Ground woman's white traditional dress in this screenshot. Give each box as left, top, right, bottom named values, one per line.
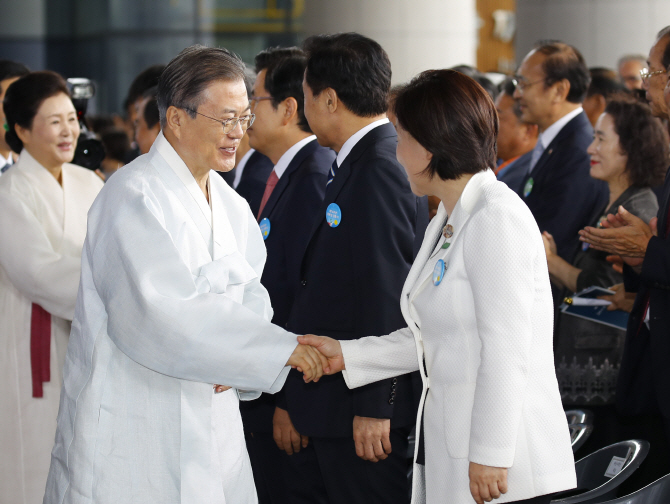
left=0, top=150, right=103, bottom=504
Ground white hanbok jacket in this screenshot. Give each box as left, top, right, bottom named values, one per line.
left=0, top=150, right=103, bottom=504
left=44, top=133, right=299, bottom=504
left=341, top=170, right=576, bottom=503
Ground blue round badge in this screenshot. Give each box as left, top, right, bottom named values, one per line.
left=259, top=218, right=271, bottom=240
left=326, top=203, right=342, bottom=228
left=432, top=259, right=445, bottom=286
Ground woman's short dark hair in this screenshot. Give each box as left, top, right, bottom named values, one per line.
left=157, top=45, right=246, bottom=128
left=3, top=70, right=70, bottom=154
left=604, top=94, right=668, bottom=188
left=535, top=41, right=590, bottom=103
left=303, top=33, right=391, bottom=117
left=394, top=69, right=498, bottom=181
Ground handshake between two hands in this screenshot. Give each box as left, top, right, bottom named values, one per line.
left=286, top=334, right=345, bottom=383
left=213, top=335, right=341, bottom=393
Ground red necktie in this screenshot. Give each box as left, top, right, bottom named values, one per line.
left=257, top=170, right=279, bottom=221
left=30, top=303, right=51, bottom=398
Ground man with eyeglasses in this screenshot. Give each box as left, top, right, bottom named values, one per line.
left=513, top=41, right=608, bottom=264
left=44, top=45, right=328, bottom=504
left=240, top=46, right=334, bottom=504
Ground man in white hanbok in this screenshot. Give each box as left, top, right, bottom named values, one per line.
left=44, top=45, right=325, bottom=504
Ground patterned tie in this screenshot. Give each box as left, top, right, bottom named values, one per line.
left=528, top=139, right=545, bottom=173
left=326, top=159, right=338, bottom=188
left=257, top=170, right=279, bottom=220
left=0, top=162, right=10, bottom=174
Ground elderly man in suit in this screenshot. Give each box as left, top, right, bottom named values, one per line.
left=580, top=26, right=670, bottom=491
left=277, top=33, right=428, bottom=504
left=514, top=41, right=608, bottom=263
left=241, top=46, right=334, bottom=504
left=495, top=78, right=538, bottom=194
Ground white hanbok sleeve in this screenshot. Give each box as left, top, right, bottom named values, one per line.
left=86, top=182, right=297, bottom=392
left=0, top=191, right=79, bottom=320
left=340, top=326, right=419, bottom=389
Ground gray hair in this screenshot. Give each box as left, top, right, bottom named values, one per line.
left=617, top=54, right=647, bottom=68
left=157, top=45, right=246, bottom=128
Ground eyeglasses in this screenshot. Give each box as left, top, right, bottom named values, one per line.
left=186, top=109, right=255, bottom=134
left=250, top=96, right=273, bottom=111
left=640, top=68, right=665, bottom=82
left=512, top=77, right=546, bottom=92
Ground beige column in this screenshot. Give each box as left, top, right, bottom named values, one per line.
left=303, top=0, right=478, bottom=85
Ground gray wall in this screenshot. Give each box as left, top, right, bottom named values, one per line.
left=516, top=0, right=670, bottom=68
left=303, top=0, right=478, bottom=85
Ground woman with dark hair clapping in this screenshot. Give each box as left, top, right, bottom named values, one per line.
left=0, top=71, right=103, bottom=504
left=300, top=70, right=576, bottom=504
left=545, top=94, right=666, bottom=450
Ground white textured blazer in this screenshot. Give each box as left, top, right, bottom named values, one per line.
left=341, top=170, right=576, bottom=503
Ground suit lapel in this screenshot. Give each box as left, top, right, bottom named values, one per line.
left=304, top=123, right=396, bottom=247
left=523, top=112, right=589, bottom=185
left=408, top=170, right=496, bottom=302
left=260, top=139, right=319, bottom=221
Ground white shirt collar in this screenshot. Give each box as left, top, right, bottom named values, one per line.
left=154, top=131, right=212, bottom=225
left=335, top=118, right=389, bottom=168
left=273, top=135, right=316, bottom=180
left=539, top=107, right=583, bottom=149
left=232, top=148, right=256, bottom=189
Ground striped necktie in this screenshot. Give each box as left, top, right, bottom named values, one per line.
left=326, top=159, right=338, bottom=188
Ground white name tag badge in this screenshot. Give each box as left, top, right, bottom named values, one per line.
left=604, top=456, right=626, bottom=478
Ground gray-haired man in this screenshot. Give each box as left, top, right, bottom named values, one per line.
left=44, top=45, right=325, bottom=504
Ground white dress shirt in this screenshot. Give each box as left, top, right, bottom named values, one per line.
left=537, top=106, right=584, bottom=151
left=273, top=135, right=317, bottom=179
left=336, top=118, right=389, bottom=168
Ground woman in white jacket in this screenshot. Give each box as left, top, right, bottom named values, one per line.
left=0, top=71, right=103, bottom=504
left=300, top=70, right=576, bottom=504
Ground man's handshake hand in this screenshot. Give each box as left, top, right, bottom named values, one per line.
left=287, top=340, right=329, bottom=383
left=286, top=335, right=345, bottom=383
left=297, top=334, right=345, bottom=375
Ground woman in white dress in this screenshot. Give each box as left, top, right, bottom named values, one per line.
left=299, top=70, right=576, bottom=504
left=0, top=71, right=104, bottom=504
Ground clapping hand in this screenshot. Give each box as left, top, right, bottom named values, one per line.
left=297, top=334, right=345, bottom=375
left=579, top=206, right=655, bottom=259
left=287, top=339, right=329, bottom=383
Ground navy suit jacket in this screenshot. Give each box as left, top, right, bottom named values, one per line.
left=235, top=150, right=274, bottom=217
left=497, top=150, right=532, bottom=195
left=617, top=167, right=670, bottom=418
left=240, top=139, right=334, bottom=433
left=280, top=122, right=427, bottom=438
left=518, top=112, right=608, bottom=262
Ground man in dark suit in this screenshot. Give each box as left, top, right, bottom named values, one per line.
left=514, top=41, right=608, bottom=263
left=277, top=33, right=427, bottom=504
left=233, top=148, right=274, bottom=215
left=495, top=77, right=538, bottom=194
left=580, top=26, right=670, bottom=490
left=239, top=46, right=334, bottom=504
